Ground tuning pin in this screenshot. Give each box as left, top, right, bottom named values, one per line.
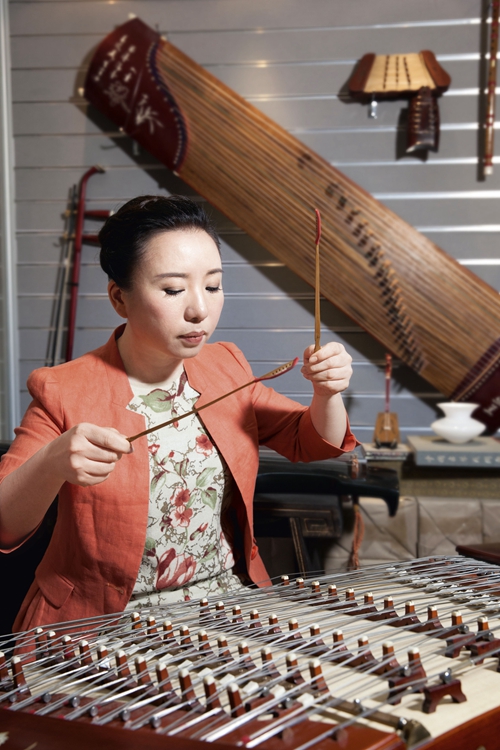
left=217, top=636, right=234, bottom=664
left=308, top=623, right=328, bottom=655
left=357, top=592, right=377, bottom=615
left=197, top=630, right=215, bottom=656
left=311, top=581, right=321, bottom=596
left=309, top=658, right=329, bottom=694
left=130, top=611, right=142, bottom=630
left=115, top=650, right=135, bottom=683
left=203, top=674, right=222, bottom=710
left=0, top=651, right=10, bottom=688
left=351, top=636, right=378, bottom=670
left=237, top=641, right=256, bottom=670
left=46, top=630, right=64, bottom=665
left=477, top=616, right=490, bottom=633
left=407, top=648, right=426, bottom=680
left=372, top=641, right=400, bottom=677
left=232, top=605, right=243, bottom=624
left=77, top=640, right=97, bottom=674
left=393, top=601, right=420, bottom=628
left=367, top=596, right=397, bottom=622
left=249, top=609, right=262, bottom=629
left=11, top=657, right=30, bottom=697
left=267, top=613, right=282, bottom=637
left=414, top=605, right=443, bottom=633
left=288, top=618, right=304, bottom=644
left=199, top=598, right=212, bottom=625
left=35, top=627, right=49, bottom=659
left=135, top=655, right=155, bottom=690
left=331, top=629, right=351, bottom=663
left=327, top=584, right=339, bottom=602
left=146, top=615, right=159, bottom=638
left=162, top=620, right=179, bottom=650
left=156, top=662, right=179, bottom=703
left=261, top=647, right=280, bottom=679
left=388, top=647, right=427, bottom=704
left=178, top=668, right=200, bottom=709
left=179, top=625, right=194, bottom=651
left=61, top=635, right=75, bottom=662
left=214, top=601, right=229, bottom=624
left=285, top=653, right=305, bottom=686
left=227, top=682, right=245, bottom=717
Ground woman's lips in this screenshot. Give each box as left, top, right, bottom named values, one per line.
left=179, top=332, right=206, bottom=346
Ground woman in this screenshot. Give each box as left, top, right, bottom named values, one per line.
left=0, top=195, right=357, bottom=631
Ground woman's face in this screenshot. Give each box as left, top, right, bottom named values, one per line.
left=110, top=228, right=224, bottom=364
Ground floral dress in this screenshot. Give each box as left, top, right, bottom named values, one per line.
left=125, top=371, right=245, bottom=608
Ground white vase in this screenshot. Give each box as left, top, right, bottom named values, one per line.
left=431, top=402, right=485, bottom=444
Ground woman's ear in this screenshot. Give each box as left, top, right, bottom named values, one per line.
left=108, top=280, right=128, bottom=319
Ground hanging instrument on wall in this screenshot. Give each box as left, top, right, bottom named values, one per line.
left=374, top=353, right=400, bottom=449
left=65, top=166, right=108, bottom=362
left=83, top=19, right=500, bottom=432
left=3, top=556, right=500, bottom=749
left=348, top=52, right=451, bottom=154
left=484, top=0, right=500, bottom=176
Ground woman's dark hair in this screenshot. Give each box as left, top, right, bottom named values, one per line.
left=99, top=195, right=220, bottom=289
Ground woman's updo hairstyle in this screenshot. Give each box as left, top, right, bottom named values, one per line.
left=99, top=195, right=220, bottom=290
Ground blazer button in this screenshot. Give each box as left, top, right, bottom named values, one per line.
left=251, top=544, right=258, bottom=560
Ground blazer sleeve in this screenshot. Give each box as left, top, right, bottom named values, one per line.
left=221, top=343, right=359, bottom=462
left=0, top=367, right=65, bottom=481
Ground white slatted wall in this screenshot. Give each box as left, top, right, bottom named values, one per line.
left=8, top=0, right=500, bottom=441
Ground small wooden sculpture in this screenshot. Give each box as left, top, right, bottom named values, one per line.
left=374, top=353, right=400, bottom=448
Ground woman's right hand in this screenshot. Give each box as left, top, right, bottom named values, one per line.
left=46, top=423, right=133, bottom=487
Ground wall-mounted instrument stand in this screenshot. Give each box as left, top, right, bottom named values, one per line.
left=348, top=52, right=451, bottom=154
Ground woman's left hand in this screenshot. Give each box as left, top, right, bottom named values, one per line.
left=301, top=342, right=353, bottom=396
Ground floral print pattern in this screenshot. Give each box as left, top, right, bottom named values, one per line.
left=125, top=372, right=243, bottom=609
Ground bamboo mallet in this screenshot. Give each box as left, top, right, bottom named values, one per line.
left=127, top=357, right=299, bottom=442
left=314, top=208, right=322, bottom=353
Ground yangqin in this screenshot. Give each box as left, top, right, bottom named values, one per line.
left=82, top=18, right=500, bottom=432
left=3, top=556, right=500, bottom=749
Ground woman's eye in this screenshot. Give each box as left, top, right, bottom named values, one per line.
left=164, top=289, right=183, bottom=296
left=206, top=286, right=222, bottom=293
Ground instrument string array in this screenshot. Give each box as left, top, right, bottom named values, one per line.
left=3, top=557, right=500, bottom=749
left=154, top=39, right=497, bottom=393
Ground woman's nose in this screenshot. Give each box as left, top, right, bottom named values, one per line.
left=184, top=292, right=207, bottom=322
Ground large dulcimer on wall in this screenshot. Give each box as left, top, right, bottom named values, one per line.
left=84, top=18, right=500, bottom=431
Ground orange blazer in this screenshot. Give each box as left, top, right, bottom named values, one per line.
left=0, top=326, right=357, bottom=631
